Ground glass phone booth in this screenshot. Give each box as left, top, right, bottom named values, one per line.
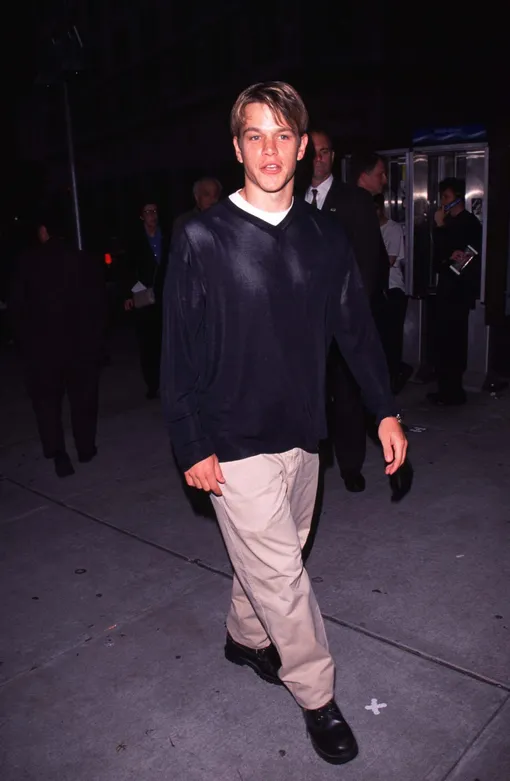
left=342, top=142, right=489, bottom=387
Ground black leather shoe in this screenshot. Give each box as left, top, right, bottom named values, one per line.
left=54, top=451, right=75, bottom=478
left=224, top=633, right=282, bottom=686
left=78, top=446, right=98, bottom=463
left=304, top=700, right=358, bottom=765
left=426, top=391, right=466, bottom=406
left=342, top=472, right=366, bottom=493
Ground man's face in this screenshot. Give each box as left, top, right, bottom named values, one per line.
left=141, top=203, right=158, bottom=230
left=358, top=159, right=387, bottom=195
left=195, top=181, right=220, bottom=211
left=233, top=102, right=307, bottom=196
left=440, top=188, right=458, bottom=209
left=310, top=132, right=334, bottom=183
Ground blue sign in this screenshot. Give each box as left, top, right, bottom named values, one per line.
left=413, top=125, right=486, bottom=145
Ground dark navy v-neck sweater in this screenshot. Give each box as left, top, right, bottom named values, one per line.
left=162, top=197, right=396, bottom=471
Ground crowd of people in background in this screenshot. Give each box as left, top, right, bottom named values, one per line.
left=2, top=133, right=480, bottom=482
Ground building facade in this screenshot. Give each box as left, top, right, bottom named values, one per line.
left=18, top=2, right=387, bottom=242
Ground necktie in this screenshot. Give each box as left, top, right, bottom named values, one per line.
left=311, top=188, right=318, bottom=208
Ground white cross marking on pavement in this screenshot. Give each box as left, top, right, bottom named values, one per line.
left=365, top=698, right=387, bottom=715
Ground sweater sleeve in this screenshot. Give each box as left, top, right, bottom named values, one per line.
left=160, top=229, right=215, bottom=471
left=330, top=242, right=397, bottom=424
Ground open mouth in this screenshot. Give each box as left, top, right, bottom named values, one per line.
left=261, top=164, right=282, bottom=175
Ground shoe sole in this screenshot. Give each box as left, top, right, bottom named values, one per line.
left=78, top=451, right=97, bottom=463
left=344, top=484, right=365, bottom=493
left=55, top=467, right=75, bottom=478
left=309, top=734, right=359, bottom=765
left=224, top=647, right=283, bottom=686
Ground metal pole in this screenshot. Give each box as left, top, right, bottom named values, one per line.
left=63, top=79, right=82, bottom=249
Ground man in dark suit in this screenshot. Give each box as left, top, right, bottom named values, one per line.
left=10, top=211, right=107, bottom=477
left=124, top=201, right=170, bottom=399
left=305, top=132, right=390, bottom=492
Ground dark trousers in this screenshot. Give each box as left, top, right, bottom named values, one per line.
left=435, top=294, right=470, bottom=399
left=385, top=288, right=408, bottom=380
left=135, top=306, right=162, bottom=393
left=27, top=358, right=100, bottom=458
left=326, top=345, right=367, bottom=477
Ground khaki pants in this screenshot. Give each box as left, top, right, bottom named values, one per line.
left=211, top=448, right=335, bottom=709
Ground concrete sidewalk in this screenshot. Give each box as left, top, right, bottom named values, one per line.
left=1, top=336, right=509, bottom=780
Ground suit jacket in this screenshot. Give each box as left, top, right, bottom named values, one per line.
left=320, top=179, right=389, bottom=306
left=124, top=226, right=170, bottom=304
left=10, top=237, right=107, bottom=361
left=172, top=207, right=200, bottom=239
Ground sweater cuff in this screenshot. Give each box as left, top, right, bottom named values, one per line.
left=173, top=438, right=216, bottom=474
left=374, top=404, right=400, bottom=426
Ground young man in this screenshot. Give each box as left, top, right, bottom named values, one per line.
left=161, top=82, right=407, bottom=765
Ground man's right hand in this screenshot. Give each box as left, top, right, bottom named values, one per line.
left=434, top=208, right=445, bottom=227
left=184, top=455, right=225, bottom=496
left=124, top=298, right=134, bottom=311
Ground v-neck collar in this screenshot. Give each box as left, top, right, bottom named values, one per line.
left=223, top=195, right=299, bottom=234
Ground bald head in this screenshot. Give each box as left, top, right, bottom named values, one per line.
left=310, top=131, right=335, bottom=186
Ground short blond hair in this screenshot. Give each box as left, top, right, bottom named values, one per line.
left=230, top=81, right=308, bottom=138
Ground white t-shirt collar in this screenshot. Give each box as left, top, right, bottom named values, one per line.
left=229, top=190, right=293, bottom=226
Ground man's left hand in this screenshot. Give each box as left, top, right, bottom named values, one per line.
left=378, top=417, right=408, bottom=475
